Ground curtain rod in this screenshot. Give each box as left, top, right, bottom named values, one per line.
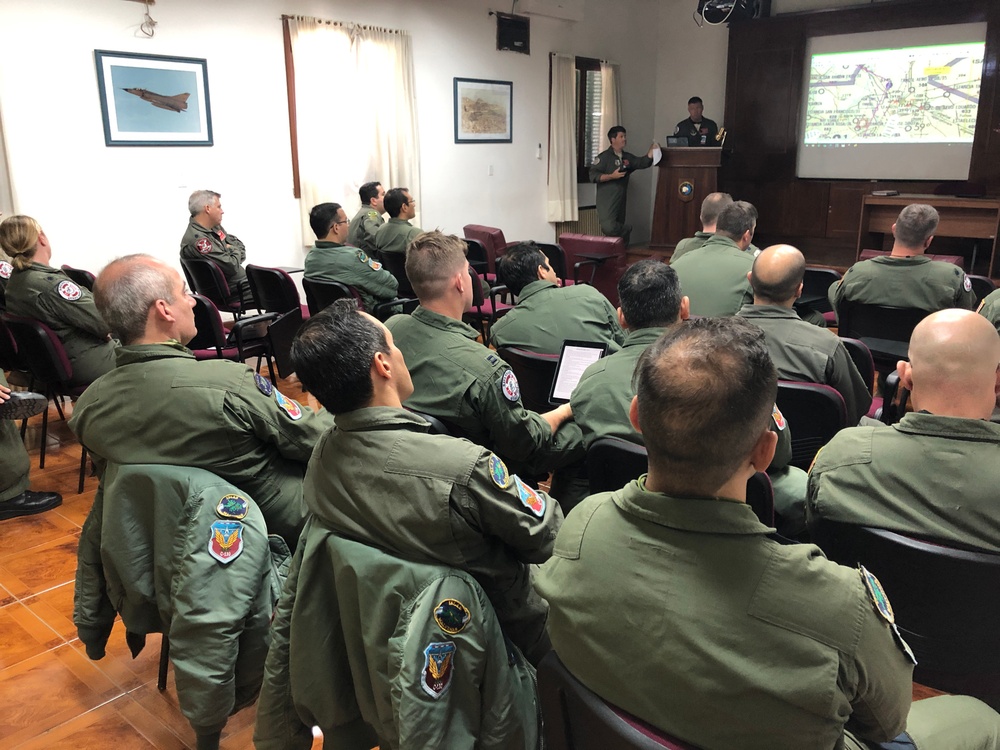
left=550, top=51, right=619, bottom=65
left=280, top=14, right=406, bottom=35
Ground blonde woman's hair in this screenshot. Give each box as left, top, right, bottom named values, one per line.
left=0, top=215, right=42, bottom=271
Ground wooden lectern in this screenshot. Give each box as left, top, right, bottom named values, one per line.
left=650, top=147, right=722, bottom=249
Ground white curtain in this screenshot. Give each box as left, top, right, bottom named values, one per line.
left=287, top=18, right=420, bottom=242
left=599, top=61, right=622, bottom=142
left=546, top=53, right=578, bottom=223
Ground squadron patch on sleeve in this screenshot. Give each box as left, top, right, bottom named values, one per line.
left=208, top=520, right=244, bottom=564
left=367, top=210, right=379, bottom=221
left=488, top=453, right=511, bottom=489
left=434, top=599, right=471, bottom=635
left=195, top=238, right=213, bottom=254
left=357, top=250, right=369, bottom=263
left=57, top=280, right=82, bottom=301
left=964, top=274, right=973, bottom=293
left=274, top=391, right=303, bottom=421
left=514, top=476, right=545, bottom=518
left=500, top=369, right=520, bottom=403
left=860, top=565, right=917, bottom=664
left=0, top=261, right=11, bottom=279
left=420, top=641, right=456, bottom=699
left=772, top=404, right=786, bottom=431
left=216, top=493, right=249, bottom=520
left=254, top=372, right=273, bottom=397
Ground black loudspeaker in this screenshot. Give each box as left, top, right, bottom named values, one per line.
left=697, top=0, right=764, bottom=24
left=496, top=12, right=530, bottom=55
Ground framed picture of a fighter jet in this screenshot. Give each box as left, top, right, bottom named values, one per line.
left=94, top=50, right=213, bottom=146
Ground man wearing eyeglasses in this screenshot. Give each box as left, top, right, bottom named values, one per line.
left=374, top=187, right=422, bottom=256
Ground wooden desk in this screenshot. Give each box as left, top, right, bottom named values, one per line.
left=857, top=194, right=1000, bottom=276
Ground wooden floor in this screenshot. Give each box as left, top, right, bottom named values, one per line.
left=0, top=365, right=940, bottom=748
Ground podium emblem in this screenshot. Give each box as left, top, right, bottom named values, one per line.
left=678, top=180, right=694, bottom=202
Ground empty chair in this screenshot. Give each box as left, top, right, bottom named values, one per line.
left=463, top=224, right=518, bottom=277
left=557, top=233, right=626, bottom=306
left=835, top=299, right=933, bottom=375
left=301, top=277, right=357, bottom=316
left=187, top=293, right=275, bottom=380
left=181, top=256, right=256, bottom=318
left=775, top=381, right=848, bottom=470
left=495, top=345, right=558, bottom=414
left=794, top=266, right=840, bottom=324
left=245, top=264, right=304, bottom=315
left=60, top=264, right=97, bottom=291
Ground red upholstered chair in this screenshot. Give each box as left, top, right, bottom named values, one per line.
left=181, top=256, right=255, bottom=318
left=463, top=224, right=519, bottom=277
left=858, top=249, right=965, bottom=270
left=557, top=233, right=626, bottom=307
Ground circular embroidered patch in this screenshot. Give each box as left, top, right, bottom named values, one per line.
left=195, top=238, right=213, bottom=254
left=0, top=261, right=11, bottom=279
left=216, top=493, right=249, bottom=520
left=433, top=599, right=471, bottom=635
left=57, top=280, right=82, bottom=301
left=488, top=453, right=510, bottom=489
left=254, top=372, right=273, bottom=397
left=772, top=404, right=786, bottom=431
left=964, top=275, right=973, bottom=293
left=501, top=370, right=520, bottom=403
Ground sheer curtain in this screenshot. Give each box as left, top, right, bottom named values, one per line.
left=547, top=53, right=578, bottom=223
left=286, top=17, right=420, bottom=241
left=599, top=61, right=621, bottom=141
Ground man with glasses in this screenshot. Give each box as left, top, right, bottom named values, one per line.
left=374, top=187, right=422, bottom=256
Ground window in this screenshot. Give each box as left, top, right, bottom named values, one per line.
left=575, top=57, right=602, bottom=183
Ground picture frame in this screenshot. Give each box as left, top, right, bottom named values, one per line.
left=454, top=77, right=512, bottom=144
left=94, top=49, right=213, bottom=147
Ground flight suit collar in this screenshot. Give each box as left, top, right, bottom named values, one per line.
left=115, top=341, right=194, bottom=367
left=613, top=477, right=772, bottom=535
left=334, top=406, right=432, bottom=433
left=517, top=279, right=558, bottom=301
left=387, top=217, right=412, bottom=226
left=411, top=305, right=480, bottom=340
left=622, top=327, right=665, bottom=348
left=738, top=304, right=801, bottom=320
left=699, top=234, right=744, bottom=254
left=315, top=241, right=346, bottom=248
left=894, top=410, right=1000, bottom=441
left=24, top=261, right=59, bottom=274
left=871, top=255, right=932, bottom=266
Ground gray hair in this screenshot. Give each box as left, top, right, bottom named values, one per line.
left=188, top=189, right=220, bottom=217
left=94, top=254, right=178, bottom=344
left=894, top=204, right=939, bottom=248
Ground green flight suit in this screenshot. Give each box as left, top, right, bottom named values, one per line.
left=0, top=370, right=30, bottom=503
left=180, top=220, right=251, bottom=304
left=386, top=306, right=585, bottom=479
left=807, top=412, right=1000, bottom=553
left=347, top=205, right=384, bottom=257
left=254, top=520, right=541, bottom=750
left=588, top=147, right=653, bottom=245
left=829, top=255, right=977, bottom=316
left=75, top=463, right=288, bottom=741
left=669, top=231, right=712, bottom=264
left=737, top=304, right=872, bottom=425
left=489, top=280, right=625, bottom=355
left=68, top=342, right=333, bottom=547
left=670, top=234, right=754, bottom=317
left=303, top=240, right=398, bottom=313
left=374, top=217, right=422, bottom=256
left=5, top=262, right=116, bottom=386
left=978, top=288, right=1000, bottom=329
left=537, top=478, right=1000, bottom=750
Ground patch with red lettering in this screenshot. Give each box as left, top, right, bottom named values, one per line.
left=57, top=280, right=82, bottom=301
left=274, top=391, right=303, bottom=421
left=195, top=238, right=212, bottom=254
left=208, top=520, right=244, bottom=564
left=0, top=261, right=11, bottom=279
left=501, top=369, right=520, bottom=403
left=420, top=641, right=456, bottom=699
left=514, top=476, right=545, bottom=517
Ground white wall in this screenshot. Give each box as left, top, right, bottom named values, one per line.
left=0, top=0, right=660, bottom=274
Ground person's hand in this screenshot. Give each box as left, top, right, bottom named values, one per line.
left=0, top=385, right=10, bottom=403
left=540, top=403, right=573, bottom=433
left=608, top=169, right=626, bottom=181
left=648, top=142, right=659, bottom=156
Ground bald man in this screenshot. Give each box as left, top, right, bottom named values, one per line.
left=739, top=245, right=872, bottom=426
left=806, top=309, right=1000, bottom=552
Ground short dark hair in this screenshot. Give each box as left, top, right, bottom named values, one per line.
left=383, top=188, right=410, bottom=219
left=688, top=96, right=703, bottom=105
left=309, top=202, right=342, bottom=240
left=359, top=181, right=382, bottom=206
left=498, top=242, right=548, bottom=295
left=894, top=204, right=939, bottom=248
left=290, top=299, right=390, bottom=414
left=633, top=317, right=776, bottom=492
left=700, top=192, right=732, bottom=226
left=618, top=260, right=683, bottom=329
left=750, top=249, right=805, bottom=304
left=715, top=200, right=757, bottom=240
left=608, top=125, right=626, bottom=140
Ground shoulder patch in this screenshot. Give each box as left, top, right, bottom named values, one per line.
left=434, top=599, right=471, bottom=635
left=367, top=210, right=379, bottom=220
left=859, top=565, right=894, bottom=623
left=421, top=641, right=456, bottom=699
left=0, top=261, right=11, bottom=279
left=357, top=250, right=369, bottom=263
left=772, top=404, right=786, bottom=431
left=57, top=279, right=82, bottom=301
left=274, top=391, right=303, bottom=420
left=368, top=258, right=382, bottom=271
left=254, top=372, right=273, bottom=397
left=514, top=476, right=546, bottom=517
left=208, top=520, right=244, bottom=563
left=500, top=369, right=520, bottom=403
left=489, top=453, right=511, bottom=489
left=216, top=493, right=249, bottom=520
left=195, top=238, right=213, bottom=254
left=964, top=274, right=973, bottom=293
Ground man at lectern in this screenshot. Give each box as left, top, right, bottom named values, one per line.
left=589, top=125, right=658, bottom=247
left=673, top=96, right=719, bottom=147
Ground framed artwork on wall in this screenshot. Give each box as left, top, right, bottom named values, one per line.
left=454, top=77, right=512, bottom=144
left=94, top=49, right=213, bottom=146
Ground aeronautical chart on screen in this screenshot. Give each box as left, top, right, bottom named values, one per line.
left=804, top=43, right=985, bottom=145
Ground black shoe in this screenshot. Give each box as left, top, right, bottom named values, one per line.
left=0, top=392, right=48, bottom=421
left=0, top=490, right=63, bottom=520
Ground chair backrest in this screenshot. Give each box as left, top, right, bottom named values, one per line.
left=836, top=301, right=932, bottom=369
left=538, top=650, right=699, bottom=750
left=245, top=264, right=301, bottom=314
left=60, top=265, right=97, bottom=292
left=463, top=224, right=508, bottom=274
left=536, top=242, right=569, bottom=281
left=775, top=381, right=848, bottom=470
left=301, top=277, right=358, bottom=316
left=495, top=345, right=559, bottom=413
left=465, top=238, right=491, bottom=279
left=875, top=370, right=910, bottom=425
left=378, top=251, right=415, bottom=297
left=799, top=267, right=841, bottom=314
left=968, top=274, right=996, bottom=305
left=181, top=257, right=235, bottom=310
left=186, top=293, right=229, bottom=356
left=838, top=337, right=875, bottom=397
left=557, top=233, right=626, bottom=306
left=267, top=307, right=304, bottom=380
left=2, top=313, right=73, bottom=385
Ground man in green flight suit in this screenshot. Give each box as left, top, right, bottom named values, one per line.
left=670, top=191, right=732, bottom=263
left=347, top=180, right=385, bottom=257
left=490, top=242, right=625, bottom=355
left=69, top=254, right=333, bottom=549
left=589, top=125, right=658, bottom=247
left=304, top=202, right=398, bottom=313
left=179, top=189, right=253, bottom=306
left=254, top=300, right=549, bottom=749
left=374, top=187, right=422, bottom=256
left=539, top=316, right=1000, bottom=750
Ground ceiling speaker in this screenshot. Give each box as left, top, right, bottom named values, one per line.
left=496, top=12, right=530, bottom=55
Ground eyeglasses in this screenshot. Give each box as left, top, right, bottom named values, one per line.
left=335, top=220, right=350, bottom=226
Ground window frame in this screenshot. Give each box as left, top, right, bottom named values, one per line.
left=575, top=56, right=602, bottom=184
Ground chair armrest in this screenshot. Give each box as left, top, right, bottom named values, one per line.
left=229, top=313, right=279, bottom=347
left=372, top=297, right=418, bottom=321
left=573, top=259, right=599, bottom=285
left=489, top=285, right=511, bottom=308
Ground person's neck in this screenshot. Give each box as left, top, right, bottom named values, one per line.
left=420, top=296, right=466, bottom=321
left=33, top=248, right=52, bottom=266
left=194, top=214, right=214, bottom=230
left=701, top=224, right=716, bottom=233
left=320, top=233, right=342, bottom=244
left=753, top=296, right=796, bottom=309
left=130, top=333, right=178, bottom=346
left=890, top=243, right=924, bottom=257
left=368, top=390, right=404, bottom=409
left=644, top=467, right=746, bottom=503
left=911, top=394, right=992, bottom=421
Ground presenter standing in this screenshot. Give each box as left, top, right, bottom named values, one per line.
left=589, top=125, right=658, bottom=247
left=674, top=96, right=719, bottom=147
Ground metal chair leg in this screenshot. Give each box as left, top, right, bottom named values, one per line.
left=78, top=445, right=88, bottom=494
left=158, top=634, right=170, bottom=691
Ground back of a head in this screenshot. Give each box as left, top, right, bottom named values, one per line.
left=714, top=201, right=756, bottom=241
left=894, top=204, right=939, bottom=249
left=750, top=245, right=806, bottom=305
left=618, top=260, right=683, bottom=329
left=291, top=298, right=389, bottom=414
left=700, top=193, right=733, bottom=228
left=498, top=242, right=546, bottom=295
left=405, top=230, right=468, bottom=301
left=359, top=181, right=382, bottom=206
left=633, top=317, right=776, bottom=492
left=187, top=189, right=219, bottom=217
left=383, top=188, right=409, bottom=219
left=94, top=254, right=176, bottom=344
left=0, top=214, right=41, bottom=271
left=309, top=202, right=342, bottom=240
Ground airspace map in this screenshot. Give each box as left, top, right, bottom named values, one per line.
left=804, top=42, right=984, bottom=144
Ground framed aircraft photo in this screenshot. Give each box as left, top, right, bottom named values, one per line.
left=94, top=50, right=213, bottom=146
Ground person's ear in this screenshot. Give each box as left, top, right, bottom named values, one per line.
left=617, top=307, right=626, bottom=328
left=898, top=360, right=913, bottom=391
left=795, top=281, right=804, bottom=300
left=628, top=395, right=641, bottom=433
left=372, top=351, right=392, bottom=380
left=679, top=296, right=691, bottom=321
left=750, top=427, right=778, bottom=472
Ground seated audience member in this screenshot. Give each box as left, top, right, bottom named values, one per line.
left=374, top=187, right=422, bottom=256
left=385, top=231, right=584, bottom=489
left=670, top=200, right=756, bottom=316
left=179, top=189, right=253, bottom=305
left=304, top=202, right=398, bottom=312
left=490, top=242, right=625, bottom=354
left=0, top=379, right=60, bottom=520
left=69, top=254, right=332, bottom=548
left=254, top=300, right=552, bottom=749
left=538, top=316, right=1000, bottom=750
left=670, top=191, right=731, bottom=263
left=0, top=214, right=116, bottom=385
left=829, top=203, right=976, bottom=315
left=347, top=180, right=385, bottom=257
left=739, top=244, right=872, bottom=425
left=978, top=288, right=1000, bottom=330
left=808, top=309, right=1000, bottom=552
